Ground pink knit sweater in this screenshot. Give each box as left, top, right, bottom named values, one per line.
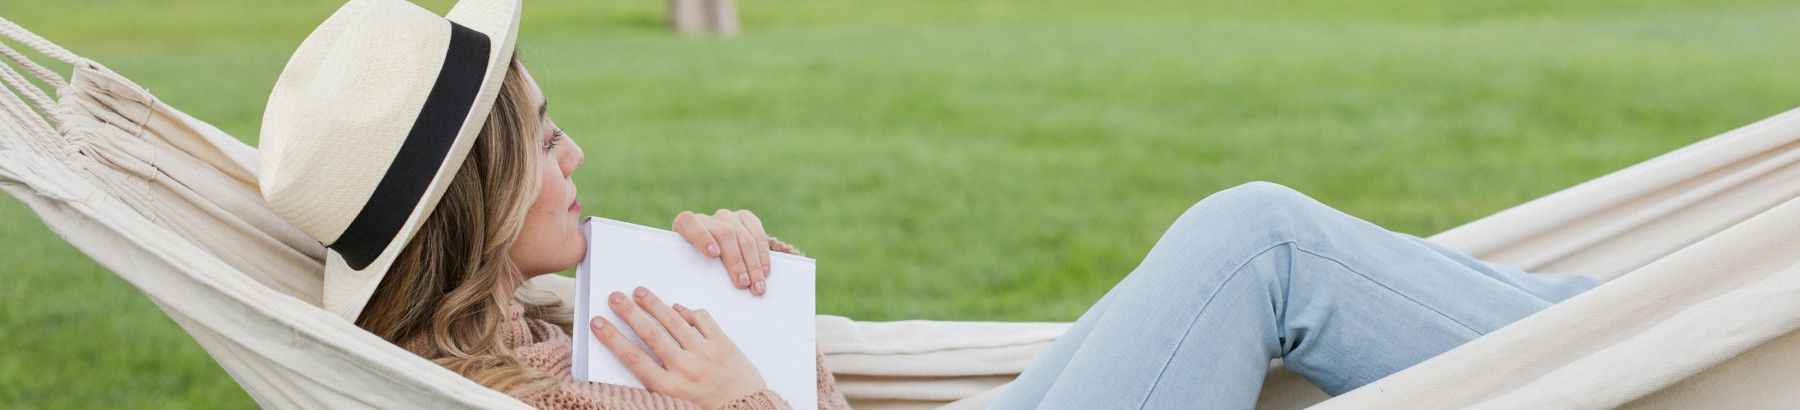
left=402, top=301, right=852, bottom=409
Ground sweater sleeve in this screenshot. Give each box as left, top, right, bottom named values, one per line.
left=816, top=351, right=851, bottom=409
left=721, top=350, right=849, bottom=410
left=723, top=389, right=789, bottom=410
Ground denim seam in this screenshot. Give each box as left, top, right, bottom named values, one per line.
left=1136, top=241, right=1294, bottom=410
left=1292, top=246, right=1484, bottom=335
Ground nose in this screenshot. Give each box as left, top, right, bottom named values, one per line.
left=560, top=134, right=585, bottom=178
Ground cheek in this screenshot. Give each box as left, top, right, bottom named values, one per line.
left=534, top=163, right=583, bottom=263
left=513, top=162, right=585, bottom=273
left=530, top=172, right=563, bottom=216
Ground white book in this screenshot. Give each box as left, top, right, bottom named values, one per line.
left=572, top=216, right=817, bottom=409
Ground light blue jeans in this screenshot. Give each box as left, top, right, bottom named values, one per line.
left=991, top=182, right=1599, bottom=409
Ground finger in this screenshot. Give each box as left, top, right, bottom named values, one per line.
left=589, top=315, right=669, bottom=385
left=632, top=286, right=702, bottom=348
left=678, top=307, right=728, bottom=342
left=672, top=211, right=721, bottom=259
left=715, top=210, right=765, bottom=294
left=735, top=210, right=772, bottom=280
left=737, top=233, right=764, bottom=295
left=608, top=290, right=685, bottom=360
left=729, top=221, right=766, bottom=295
left=708, top=214, right=750, bottom=288
left=675, top=307, right=706, bottom=339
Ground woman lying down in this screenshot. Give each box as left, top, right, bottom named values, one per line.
left=255, top=0, right=1598, bottom=408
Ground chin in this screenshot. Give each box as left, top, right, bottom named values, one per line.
left=516, top=221, right=589, bottom=276
left=557, top=231, right=588, bottom=271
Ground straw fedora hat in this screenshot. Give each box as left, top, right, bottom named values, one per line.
left=259, top=0, right=520, bottom=322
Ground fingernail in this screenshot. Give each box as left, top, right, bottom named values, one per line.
left=609, top=292, right=625, bottom=305
left=634, top=286, right=648, bottom=298
left=590, top=316, right=605, bottom=328
left=752, top=280, right=765, bottom=294
left=707, top=244, right=719, bottom=257
left=739, top=273, right=749, bottom=286
left=672, top=303, right=687, bottom=312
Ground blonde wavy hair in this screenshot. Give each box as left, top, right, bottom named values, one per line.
left=355, top=53, right=571, bottom=398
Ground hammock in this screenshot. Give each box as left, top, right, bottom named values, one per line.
left=3, top=16, right=1799, bottom=409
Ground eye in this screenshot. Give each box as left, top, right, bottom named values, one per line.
left=543, top=128, right=564, bottom=150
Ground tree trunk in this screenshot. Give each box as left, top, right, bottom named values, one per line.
left=705, top=0, right=740, bottom=37
left=669, top=0, right=706, bottom=37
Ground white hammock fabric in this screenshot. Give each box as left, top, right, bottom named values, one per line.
left=3, top=17, right=1798, bottom=409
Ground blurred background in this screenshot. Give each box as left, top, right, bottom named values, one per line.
left=3, top=0, right=1798, bottom=406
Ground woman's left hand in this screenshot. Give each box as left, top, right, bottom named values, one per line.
left=672, top=209, right=774, bottom=295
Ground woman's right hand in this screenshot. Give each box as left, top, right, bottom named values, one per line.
left=590, top=286, right=768, bottom=410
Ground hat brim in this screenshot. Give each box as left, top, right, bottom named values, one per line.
left=321, top=0, right=522, bottom=323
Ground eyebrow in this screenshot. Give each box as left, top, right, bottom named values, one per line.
left=537, top=101, right=548, bottom=121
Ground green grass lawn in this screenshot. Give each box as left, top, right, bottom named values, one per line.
left=4, top=0, right=1799, bottom=407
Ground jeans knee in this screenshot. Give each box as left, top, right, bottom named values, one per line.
left=1158, top=182, right=1320, bottom=248
left=1192, top=181, right=1322, bottom=221
left=1129, top=182, right=1326, bottom=289
left=1208, top=182, right=1311, bottom=210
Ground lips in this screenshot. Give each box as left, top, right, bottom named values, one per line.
left=566, top=183, right=581, bottom=214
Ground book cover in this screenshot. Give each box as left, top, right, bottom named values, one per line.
left=572, top=217, right=818, bottom=409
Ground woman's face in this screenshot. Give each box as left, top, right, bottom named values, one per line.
left=508, top=65, right=588, bottom=276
